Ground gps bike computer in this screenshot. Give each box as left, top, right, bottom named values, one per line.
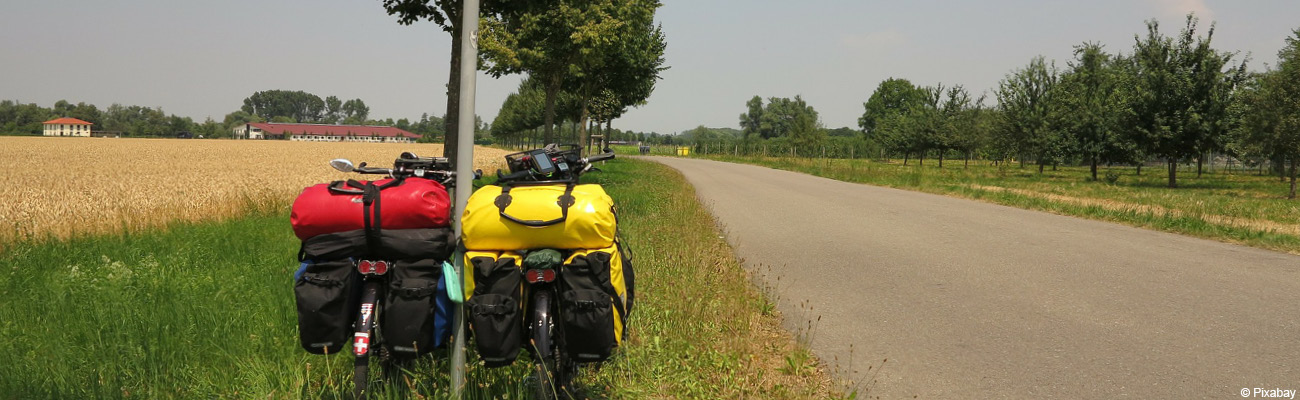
left=529, top=149, right=556, bottom=174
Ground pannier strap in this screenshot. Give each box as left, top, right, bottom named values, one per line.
left=470, top=299, right=517, bottom=316
left=300, top=275, right=343, bottom=287
left=570, top=298, right=611, bottom=310
left=325, top=177, right=405, bottom=194
left=493, top=182, right=576, bottom=227
left=578, top=252, right=628, bottom=324
left=325, top=178, right=407, bottom=257
left=393, top=285, right=438, bottom=299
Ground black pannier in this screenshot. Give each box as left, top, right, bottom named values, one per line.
left=293, top=228, right=455, bottom=355
left=464, top=252, right=524, bottom=367
left=294, top=259, right=358, bottom=354
left=558, top=244, right=633, bottom=363
left=382, top=259, right=449, bottom=356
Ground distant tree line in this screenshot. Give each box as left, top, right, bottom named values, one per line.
left=0, top=99, right=224, bottom=139
left=1, top=89, right=490, bottom=143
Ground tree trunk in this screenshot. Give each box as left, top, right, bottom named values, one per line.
left=578, top=100, right=589, bottom=156
left=443, top=21, right=462, bottom=162
left=964, top=151, right=970, bottom=169
left=1167, top=158, right=1177, bottom=188
left=918, top=150, right=924, bottom=166
left=1137, top=163, right=1142, bottom=175
left=1038, top=161, right=1045, bottom=174
left=904, top=152, right=909, bottom=165
left=938, top=151, right=944, bottom=168
left=1197, top=155, right=1204, bottom=178
left=1281, top=157, right=1288, bottom=182
left=1090, top=157, right=1098, bottom=181
left=1291, top=157, right=1297, bottom=200
left=542, top=74, right=561, bottom=144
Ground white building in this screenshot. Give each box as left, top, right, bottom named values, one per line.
left=231, top=124, right=265, bottom=139
left=43, top=117, right=93, bottom=137
left=234, top=122, right=419, bottom=143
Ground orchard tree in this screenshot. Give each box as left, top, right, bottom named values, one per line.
left=1127, top=15, right=1246, bottom=187
left=996, top=56, right=1063, bottom=172
left=739, top=95, right=764, bottom=141
left=1235, top=28, right=1300, bottom=198
left=1056, top=43, right=1130, bottom=180
left=860, top=78, right=928, bottom=145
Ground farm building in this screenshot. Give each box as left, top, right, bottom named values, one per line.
left=43, top=117, right=93, bottom=137
left=233, top=123, right=420, bottom=143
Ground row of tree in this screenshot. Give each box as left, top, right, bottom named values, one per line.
left=384, top=0, right=667, bottom=154
left=706, top=16, right=1297, bottom=197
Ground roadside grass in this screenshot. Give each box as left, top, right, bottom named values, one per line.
left=0, top=158, right=836, bottom=399
left=697, top=154, right=1300, bottom=254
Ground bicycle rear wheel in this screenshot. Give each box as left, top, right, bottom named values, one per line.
left=530, top=290, right=577, bottom=400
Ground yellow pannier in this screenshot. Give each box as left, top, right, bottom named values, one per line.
left=462, top=183, right=616, bottom=251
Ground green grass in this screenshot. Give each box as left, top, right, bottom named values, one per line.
left=695, top=154, right=1300, bottom=254
left=0, top=158, right=834, bottom=399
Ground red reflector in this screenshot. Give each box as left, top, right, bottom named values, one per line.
left=374, top=261, right=388, bottom=275
left=358, top=260, right=373, bottom=274
left=525, top=269, right=556, bottom=283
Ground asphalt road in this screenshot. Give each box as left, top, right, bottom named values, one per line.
left=646, top=157, right=1300, bottom=399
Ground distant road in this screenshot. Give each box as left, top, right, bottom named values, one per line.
left=646, top=156, right=1300, bottom=399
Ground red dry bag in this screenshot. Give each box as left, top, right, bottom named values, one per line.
left=291, top=178, right=451, bottom=240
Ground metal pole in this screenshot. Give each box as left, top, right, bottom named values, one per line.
left=450, top=0, right=479, bottom=397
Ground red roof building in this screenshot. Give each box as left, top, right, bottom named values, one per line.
left=43, top=117, right=94, bottom=137
left=235, top=123, right=421, bottom=143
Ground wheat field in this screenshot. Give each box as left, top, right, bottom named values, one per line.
left=0, top=136, right=509, bottom=243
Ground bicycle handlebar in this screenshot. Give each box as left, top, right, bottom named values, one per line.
left=584, top=151, right=616, bottom=164
left=498, top=169, right=531, bottom=181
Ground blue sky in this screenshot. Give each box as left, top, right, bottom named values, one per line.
left=2, top=0, right=1298, bottom=135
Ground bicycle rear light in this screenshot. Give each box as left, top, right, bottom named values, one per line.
left=525, top=269, right=557, bottom=284
left=357, top=260, right=389, bottom=275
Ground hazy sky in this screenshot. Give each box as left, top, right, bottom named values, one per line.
left=2, top=1, right=1298, bottom=135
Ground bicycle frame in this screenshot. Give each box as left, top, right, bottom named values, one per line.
left=352, top=267, right=388, bottom=398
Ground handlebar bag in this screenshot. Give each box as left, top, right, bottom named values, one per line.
left=291, top=178, right=451, bottom=240
left=462, top=183, right=616, bottom=251
left=558, top=241, right=635, bottom=363
left=463, top=251, right=525, bottom=367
